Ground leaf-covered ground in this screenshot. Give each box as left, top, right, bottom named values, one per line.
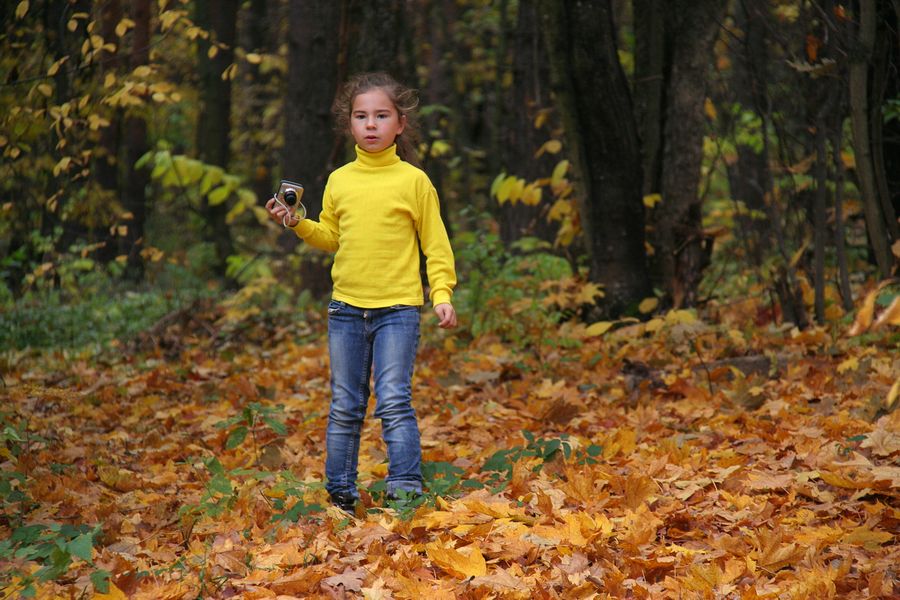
left=2, top=299, right=899, bottom=599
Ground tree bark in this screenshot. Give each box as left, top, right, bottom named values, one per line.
left=195, top=0, right=238, bottom=281
left=653, top=0, right=727, bottom=307
left=540, top=0, right=651, bottom=315
left=285, top=0, right=341, bottom=297
left=499, top=0, right=557, bottom=246
left=120, top=0, right=151, bottom=281
left=633, top=0, right=666, bottom=197
left=849, top=0, right=895, bottom=276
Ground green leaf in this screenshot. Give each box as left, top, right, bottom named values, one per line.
left=67, top=532, right=94, bottom=562
left=91, top=569, right=111, bottom=593
left=225, top=426, right=248, bottom=449
left=200, top=165, right=224, bottom=194
left=207, top=185, right=231, bottom=206
left=208, top=473, right=233, bottom=496
left=262, top=416, right=287, bottom=436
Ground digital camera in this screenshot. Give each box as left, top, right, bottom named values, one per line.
left=276, top=179, right=306, bottom=221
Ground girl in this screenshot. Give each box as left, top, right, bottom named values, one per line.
left=266, top=72, right=457, bottom=513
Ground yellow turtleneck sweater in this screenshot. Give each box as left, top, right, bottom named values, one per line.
left=291, top=144, right=456, bottom=309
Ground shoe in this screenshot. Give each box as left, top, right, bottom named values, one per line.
left=385, top=489, right=424, bottom=508
left=330, top=492, right=358, bottom=514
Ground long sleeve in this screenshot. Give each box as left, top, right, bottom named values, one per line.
left=416, top=185, right=456, bottom=306
left=290, top=183, right=339, bottom=252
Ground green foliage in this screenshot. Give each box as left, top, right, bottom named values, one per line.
left=452, top=226, right=574, bottom=348
left=267, top=473, right=324, bottom=523
left=215, top=401, right=287, bottom=451
left=0, top=264, right=212, bottom=351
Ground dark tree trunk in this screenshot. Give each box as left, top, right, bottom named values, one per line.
left=540, top=0, right=651, bottom=316
left=633, top=0, right=666, bottom=197
left=344, top=0, right=414, bottom=83
left=195, top=0, right=238, bottom=281
left=721, top=0, right=772, bottom=264
left=120, top=0, right=151, bottom=281
left=241, top=0, right=279, bottom=210
left=849, top=0, right=896, bottom=276
left=285, top=0, right=341, bottom=297
left=95, top=0, right=123, bottom=264
left=653, top=0, right=727, bottom=307
left=499, top=0, right=557, bottom=246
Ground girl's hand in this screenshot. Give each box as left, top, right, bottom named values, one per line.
left=434, top=303, right=457, bottom=329
left=265, top=196, right=300, bottom=228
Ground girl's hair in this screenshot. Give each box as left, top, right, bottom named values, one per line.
left=332, top=72, right=422, bottom=168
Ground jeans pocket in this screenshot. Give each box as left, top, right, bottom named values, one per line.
left=327, top=300, right=346, bottom=315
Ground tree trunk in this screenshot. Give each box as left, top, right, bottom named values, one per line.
left=120, top=0, right=151, bottom=281
left=832, top=110, right=854, bottom=311
left=633, top=0, right=665, bottom=197
left=654, top=0, right=727, bottom=307
left=195, top=0, right=238, bottom=281
left=499, top=0, right=557, bottom=246
left=722, top=0, right=772, bottom=264
left=849, top=0, right=895, bottom=276
left=285, top=0, right=341, bottom=297
left=540, top=0, right=651, bottom=316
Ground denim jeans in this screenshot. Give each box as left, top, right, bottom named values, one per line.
left=325, top=300, right=423, bottom=500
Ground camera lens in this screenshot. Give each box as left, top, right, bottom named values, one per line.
left=285, top=189, right=297, bottom=203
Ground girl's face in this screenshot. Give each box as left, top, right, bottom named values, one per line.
left=350, top=89, right=406, bottom=154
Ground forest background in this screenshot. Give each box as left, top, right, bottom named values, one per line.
left=1, top=0, right=899, bottom=598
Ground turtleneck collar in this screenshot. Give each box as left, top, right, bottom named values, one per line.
left=354, top=144, right=401, bottom=168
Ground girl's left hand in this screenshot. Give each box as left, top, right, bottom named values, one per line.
left=434, top=303, right=457, bottom=329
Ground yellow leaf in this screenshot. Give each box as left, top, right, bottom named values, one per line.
left=221, top=63, right=238, bottom=81
left=551, top=160, right=569, bottom=187
left=15, top=1, right=28, bottom=19
left=638, top=297, right=659, bottom=314
left=535, top=139, right=562, bottom=157
left=643, top=193, right=661, bottom=208
left=704, top=97, right=717, bottom=120
left=848, top=286, right=878, bottom=336
left=836, top=356, right=859, bottom=374
left=246, top=52, right=262, bottom=64
left=886, top=376, right=900, bottom=410
left=666, top=309, right=697, bottom=324
left=842, top=526, right=893, bottom=548
left=496, top=176, right=515, bottom=204
left=585, top=321, right=613, bottom=336
left=37, top=83, right=53, bottom=97
left=132, top=65, right=152, bottom=78
left=872, top=296, right=900, bottom=329
left=425, top=541, right=487, bottom=579
left=93, top=582, right=128, bottom=600
left=115, top=18, right=135, bottom=37
left=490, top=172, right=506, bottom=198
left=208, top=44, right=218, bottom=59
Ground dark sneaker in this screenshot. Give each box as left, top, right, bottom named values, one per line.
left=385, top=490, right=425, bottom=510
left=330, top=492, right=358, bottom=514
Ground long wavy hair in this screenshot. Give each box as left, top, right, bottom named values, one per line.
left=332, top=72, right=422, bottom=169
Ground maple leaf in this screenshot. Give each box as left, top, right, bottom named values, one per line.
left=425, top=541, right=487, bottom=578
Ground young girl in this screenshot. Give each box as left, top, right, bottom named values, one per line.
left=266, top=72, right=457, bottom=513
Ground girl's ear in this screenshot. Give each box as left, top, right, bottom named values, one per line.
left=397, top=113, right=406, bottom=136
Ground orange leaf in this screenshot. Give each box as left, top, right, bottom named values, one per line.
left=848, top=287, right=878, bottom=335
left=872, top=295, right=900, bottom=329
left=426, top=541, right=487, bottom=578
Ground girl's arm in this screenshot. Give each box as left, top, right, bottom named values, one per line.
left=416, top=185, right=457, bottom=307
left=290, top=187, right=339, bottom=252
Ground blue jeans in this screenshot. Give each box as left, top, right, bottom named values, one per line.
left=325, top=300, right=423, bottom=500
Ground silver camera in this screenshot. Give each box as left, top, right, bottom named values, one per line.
left=276, top=179, right=306, bottom=222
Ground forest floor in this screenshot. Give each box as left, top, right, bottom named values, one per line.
left=2, top=295, right=899, bottom=599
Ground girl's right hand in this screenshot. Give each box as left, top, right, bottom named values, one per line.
left=266, top=196, right=300, bottom=227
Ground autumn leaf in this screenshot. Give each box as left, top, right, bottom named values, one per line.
left=425, top=541, right=487, bottom=578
